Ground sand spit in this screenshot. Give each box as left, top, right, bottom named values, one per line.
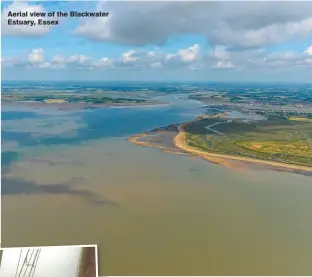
left=173, top=116, right=312, bottom=175
left=128, top=130, right=192, bottom=156
left=129, top=113, right=312, bottom=175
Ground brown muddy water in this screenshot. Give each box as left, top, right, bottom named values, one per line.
left=2, top=138, right=312, bottom=275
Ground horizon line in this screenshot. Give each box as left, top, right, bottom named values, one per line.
left=2, top=80, right=312, bottom=84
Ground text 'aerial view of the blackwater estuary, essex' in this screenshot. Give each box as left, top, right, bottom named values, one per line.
left=2, top=1, right=312, bottom=275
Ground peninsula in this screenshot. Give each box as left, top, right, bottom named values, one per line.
left=129, top=113, right=312, bottom=175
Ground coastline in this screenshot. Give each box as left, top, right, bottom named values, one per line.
left=1, top=100, right=167, bottom=110
left=173, top=118, right=312, bottom=174
left=128, top=131, right=192, bottom=156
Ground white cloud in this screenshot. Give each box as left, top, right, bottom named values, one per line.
left=178, top=44, right=200, bottom=62
left=91, top=57, right=111, bottom=67
left=2, top=1, right=52, bottom=37
left=75, top=2, right=312, bottom=49
left=3, top=44, right=312, bottom=72
left=121, top=50, right=137, bottom=63
left=100, top=57, right=110, bottom=64
left=265, top=51, right=298, bottom=62
left=150, top=62, right=163, bottom=68
left=215, top=17, right=312, bottom=49
left=147, top=51, right=155, bottom=57
left=74, top=2, right=111, bottom=41
left=38, top=62, right=52, bottom=69
left=304, top=46, right=312, bottom=56
left=212, top=46, right=230, bottom=60
left=215, top=61, right=235, bottom=69
left=52, top=55, right=66, bottom=64
left=166, top=44, right=200, bottom=67
left=67, top=55, right=89, bottom=64
left=304, top=58, right=312, bottom=65
left=27, top=48, right=45, bottom=63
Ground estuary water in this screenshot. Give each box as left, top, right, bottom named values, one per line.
left=2, top=91, right=312, bottom=275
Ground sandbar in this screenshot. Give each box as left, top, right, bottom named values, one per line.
left=173, top=116, right=312, bottom=174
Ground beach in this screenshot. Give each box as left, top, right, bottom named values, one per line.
left=128, top=114, right=312, bottom=174
left=173, top=118, right=312, bottom=174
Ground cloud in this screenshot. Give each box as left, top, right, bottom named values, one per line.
left=27, top=48, right=45, bottom=63
left=215, top=61, right=235, bottom=69
left=112, top=45, right=201, bottom=69
left=207, top=45, right=235, bottom=69
left=303, top=58, right=312, bottom=65
left=2, top=49, right=94, bottom=69
left=166, top=44, right=200, bottom=67
left=75, top=2, right=312, bottom=49
left=114, top=49, right=161, bottom=68
left=2, top=45, right=201, bottom=70
left=91, top=57, right=111, bottom=68
left=211, top=46, right=230, bottom=60
left=3, top=44, right=312, bottom=73
left=121, top=50, right=137, bottom=63
left=176, top=44, right=200, bottom=62
left=66, top=55, right=90, bottom=68
left=304, top=46, right=312, bottom=56
left=205, top=45, right=312, bottom=71
left=1, top=1, right=52, bottom=37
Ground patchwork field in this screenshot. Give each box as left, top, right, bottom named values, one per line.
left=185, top=117, right=312, bottom=167
left=1, top=93, right=155, bottom=105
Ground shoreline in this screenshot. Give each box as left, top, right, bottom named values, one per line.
left=128, top=131, right=192, bottom=156
left=173, top=118, right=312, bottom=174
left=128, top=113, right=312, bottom=174
left=1, top=100, right=167, bottom=110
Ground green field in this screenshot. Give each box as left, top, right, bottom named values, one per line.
left=2, top=93, right=150, bottom=105
left=185, top=117, right=312, bottom=167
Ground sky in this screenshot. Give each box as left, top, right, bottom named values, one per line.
left=1, top=1, right=312, bottom=82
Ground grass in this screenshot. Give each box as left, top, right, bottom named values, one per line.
left=2, top=93, right=149, bottom=104
left=288, top=117, right=312, bottom=122
left=185, top=117, right=312, bottom=167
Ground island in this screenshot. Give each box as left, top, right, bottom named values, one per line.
left=1, top=92, right=163, bottom=108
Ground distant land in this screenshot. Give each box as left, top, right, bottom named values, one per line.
left=1, top=91, right=163, bottom=109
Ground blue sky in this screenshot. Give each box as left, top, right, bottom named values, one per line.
left=2, top=1, right=312, bottom=82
